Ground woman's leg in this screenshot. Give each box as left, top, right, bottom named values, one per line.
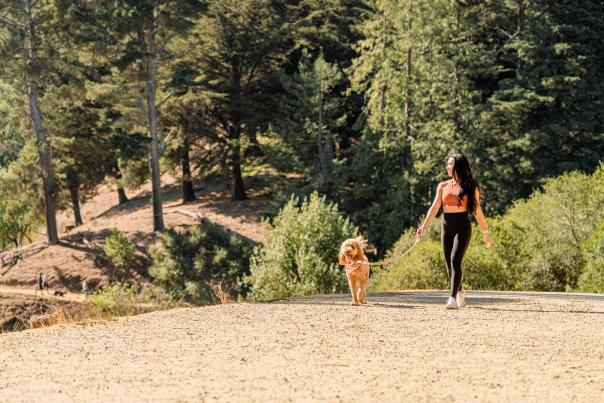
left=450, top=221, right=472, bottom=297
left=441, top=220, right=455, bottom=286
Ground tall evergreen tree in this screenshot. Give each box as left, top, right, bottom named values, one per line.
left=0, top=0, right=78, bottom=244
left=190, top=0, right=290, bottom=200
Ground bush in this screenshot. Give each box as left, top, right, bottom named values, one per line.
left=87, top=283, right=146, bottom=318
left=149, top=223, right=251, bottom=304
left=372, top=223, right=504, bottom=292
left=103, top=230, right=137, bottom=269
left=374, top=164, right=604, bottom=293
left=0, top=141, right=44, bottom=249
left=503, top=165, right=604, bottom=290
left=577, top=219, right=604, bottom=293
left=246, top=192, right=358, bottom=301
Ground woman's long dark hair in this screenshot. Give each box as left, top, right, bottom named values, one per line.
left=451, top=153, right=480, bottom=215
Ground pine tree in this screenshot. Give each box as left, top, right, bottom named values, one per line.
left=190, top=0, right=290, bottom=200
left=0, top=0, right=72, bottom=244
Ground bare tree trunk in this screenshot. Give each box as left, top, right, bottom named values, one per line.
left=26, top=0, right=58, bottom=245
left=244, top=130, right=264, bottom=158
left=229, top=55, right=247, bottom=201
left=68, top=181, right=83, bottom=227
left=145, top=24, right=164, bottom=232
left=404, top=1, right=413, bottom=140
left=114, top=166, right=129, bottom=205
left=181, top=132, right=196, bottom=202
left=229, top=126, right=247, bottom=201
left=379, top=5, right=387, bottom=131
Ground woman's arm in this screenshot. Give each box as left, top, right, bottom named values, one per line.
left=416, top=182, right=445, bottom=237
left=474, top=187, right=492, bottom=247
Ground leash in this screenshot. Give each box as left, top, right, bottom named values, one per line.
left=353, top=235, right=422, bottom=267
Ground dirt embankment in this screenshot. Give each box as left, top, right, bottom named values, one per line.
left=0, top=175, right=271, bottom=293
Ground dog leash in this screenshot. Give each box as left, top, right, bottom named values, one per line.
left=354, top=235, right=422, bottom=267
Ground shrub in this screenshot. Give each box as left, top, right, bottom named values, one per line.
left=87, top=283, right=144, bottom=318
left=0, top=141, right=44, bottom=249
left=372, top=224, right=503, bottom=292
left=246, top=192, right=358, bottom=301
left=503, top=165, right=604, bottom=290
left=149, top=223, right=251, bottom=304
left=103, top=230, right=137, bottom=269
left=577, top=219, right=604, bottom=293
left=374, top=164, right=604, bottom=293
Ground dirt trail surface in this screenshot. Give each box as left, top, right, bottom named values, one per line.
left=0, top=286, right=86, bottom=303
left=2, top=291, right=604, bottom=402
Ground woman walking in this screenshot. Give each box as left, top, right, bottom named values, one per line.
left=416, top=154, right=492, bottom=309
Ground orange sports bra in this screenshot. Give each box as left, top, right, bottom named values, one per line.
left=442, top=180, right=468, bottom=208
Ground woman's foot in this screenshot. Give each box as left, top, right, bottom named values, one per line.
left=446, top=296, right=458, bottom=310
left=456, top=289, right=466, bottom=308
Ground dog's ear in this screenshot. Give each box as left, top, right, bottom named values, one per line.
left=338, top=251, right=346, bottom=265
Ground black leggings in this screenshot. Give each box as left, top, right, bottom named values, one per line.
left=441, top=212, right=472, bottom=297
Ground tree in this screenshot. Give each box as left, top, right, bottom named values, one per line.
left=279, top=51, right=346, bottom=185
left=0, top=141, right=44, bottom=249
left=77, top=0, right=205, bottom=230
left=190, top=0, right=290, bottom=200
left=0, top=0, right=64, bottom=244
left=51, top=102, right=112, bottom=227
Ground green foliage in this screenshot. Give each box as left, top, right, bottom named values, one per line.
left=246, top=192, right=358, bottom=301
left=278, top=51, right=346, bottom=180
left=103, top=231, right=137, bottom=270
left=577, top=219, right=604, bottom=293
left=87, top=283, right=143, bottom=318
left=0, top=141, right=44, bottom=249
left=335, top=134, right=412, bottom=254
left=504, top=166, right=604, bottom=291
left=375, top=166, right=604, bottom=292
left=149, top=224, right=252, bottom=305
left=371, top=231, right=448, bottom=292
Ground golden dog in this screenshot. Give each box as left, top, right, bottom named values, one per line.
left=338, top=236, right=369, bottom=306
left=30, top=308, right=69, bottom=329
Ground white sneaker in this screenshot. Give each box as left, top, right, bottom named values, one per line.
left=456, top=290, right=466, bottom=308
left=446, top=296, right=458, bottom=310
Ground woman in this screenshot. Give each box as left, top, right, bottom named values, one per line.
left=416, top=154, right=492, bottom=309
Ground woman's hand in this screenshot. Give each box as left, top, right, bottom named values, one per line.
left=416, top=226, right=426, bottom=238
left=483, top=231, right=493, bottom=248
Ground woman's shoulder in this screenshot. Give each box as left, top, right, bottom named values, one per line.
left=437, top=180, right=450, bottom=190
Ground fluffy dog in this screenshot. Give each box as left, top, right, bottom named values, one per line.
left=338, top=236, right=370, bottom=306
left=30, top=308, right=69, bottom=329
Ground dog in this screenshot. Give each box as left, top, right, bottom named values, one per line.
left=29, top=308, right=69, bottom=329
left=338, top=236, right=370, bottom=306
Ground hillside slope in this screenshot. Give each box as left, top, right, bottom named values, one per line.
left=0, top=175, right=271, bottom=292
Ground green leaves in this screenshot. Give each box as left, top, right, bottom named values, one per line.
left=149, top=222, right=252, bottom=304
left=246, top=192, right=357, bottom=301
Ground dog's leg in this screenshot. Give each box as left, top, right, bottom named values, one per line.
left=358, top=270, right=369, bottom=304
left=359, top=278, right=368, bottom=304
left=347, top=274, right=358, bottom=305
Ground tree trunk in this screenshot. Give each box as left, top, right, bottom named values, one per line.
left=26, top=0, right=58, bottom=245
left=244, top=130, right=264, bottom=158
left=145, top=24, right=164, bottom=232
left=404, top=2, right=413, bottom=140
left=379, top=5, right=387, bottom=131
left=181, top=133, right=196, bottom=202
left=229, top=126, right=247, bottom=201
left=69, top=181, right=83, bottom=227
left=229, top=54, right=246, bottom=201
left=115, top=168, right=129, bottom=205
left=117, top=187, right=128, bottom=205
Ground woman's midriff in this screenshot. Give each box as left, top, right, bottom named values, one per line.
left=443, top=206, right=468, bottom=214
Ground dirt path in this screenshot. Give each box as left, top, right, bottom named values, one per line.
left=1, top=291, right=604, bottom=402
left=0, top=286, right=86, bottom=303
